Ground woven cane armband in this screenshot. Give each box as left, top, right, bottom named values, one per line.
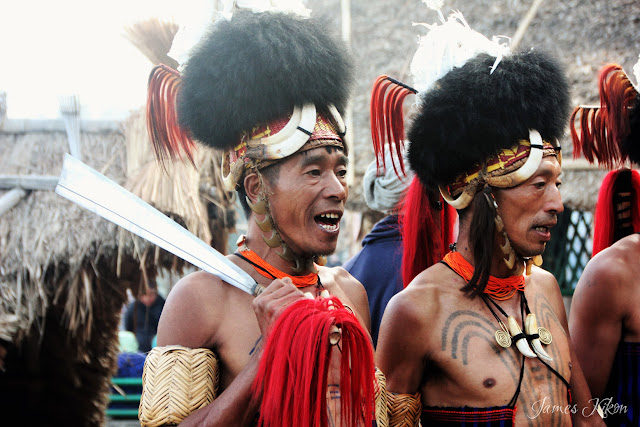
left=374, top=368, right=389, bottom=427
left=387, top=390, right=422, bottom=427
left=139, top=345, right=219, bottom=427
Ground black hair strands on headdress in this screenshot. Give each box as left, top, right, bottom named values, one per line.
left=622, top=93, right=640, bottom=164
left=407, top=50, right=570, bottom=191
left=177, top=11, right=355, bottom=150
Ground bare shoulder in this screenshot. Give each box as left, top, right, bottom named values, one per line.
left=384, top=263, right=450, bottom=331
left=573, top=235, right=640, bottom=313
left=525, top=265, right=563, bottom=298
left=579, top=235, right=639, bottom=290
left=377, top=263, right=451, bottom=391
left=167, top=270, right=228, bottom=309
left=157, top=270, right=232, bottom=349
left=320, top=266, right=371, bottom=328
left=321, top=266, right=365, bottom=297
left=525, top=266, right=566, bottom=316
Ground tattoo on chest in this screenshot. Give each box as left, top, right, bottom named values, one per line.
left=440, top=307, right=571, bottom=426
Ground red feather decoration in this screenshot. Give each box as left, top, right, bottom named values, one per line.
left=146, top=64, right=196, bottom=167
left=370, top=75, right=417, bottom=178
left=252, top=297, right=375, bottom=427
left=592, top=169, right=640, bottom=256
left=400, top=177, right=458, bottom=287
left=570, top=64, right=638, bottom=168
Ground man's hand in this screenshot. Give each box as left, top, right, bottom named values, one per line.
left=253, top=277, right=311, bottom=337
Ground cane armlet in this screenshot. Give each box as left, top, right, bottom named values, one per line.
left=387, top=390, right=422, bottom=427
left=374, top=367, right=389, bottom=427
left=139, top=345, right=219, bottom=426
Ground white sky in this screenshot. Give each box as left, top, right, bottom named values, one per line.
left=0, top=0, right=210, bottom=119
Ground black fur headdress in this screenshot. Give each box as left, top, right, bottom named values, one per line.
left=177, top=11, right=355, bottom=150
left=407, top=50, right=571, bottom=191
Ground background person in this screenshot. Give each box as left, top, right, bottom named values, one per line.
left=569, top=58, right=640, bottom=425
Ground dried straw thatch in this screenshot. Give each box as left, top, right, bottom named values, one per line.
left=124, top=18, right=180, bottom=70
left=0, top=13, right=237, bottom=422
left=0, top=117, right=235, bottom=425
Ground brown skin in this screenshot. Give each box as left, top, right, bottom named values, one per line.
left=157, top=146, right=371, bottom=426
left=570, top=233, right=640, bottom=399
left=377, top=157, right=603, bottom=426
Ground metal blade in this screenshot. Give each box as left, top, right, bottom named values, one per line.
left=55, top=154, right=260, bottom=295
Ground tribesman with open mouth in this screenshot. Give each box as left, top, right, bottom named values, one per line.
left=137, top=6, right=383, bottom=427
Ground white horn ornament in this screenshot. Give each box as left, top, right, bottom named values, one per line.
left=439, top=184, right=475, bottom=210
left=525, top=314, right=553, bottom=362
left=327, top=104, right=346, bottom=135
left=485, top=129, right=544, bottom=188
left=248, top=103, right=317, bottom=160
left=507, top=316, right=537, bottom=358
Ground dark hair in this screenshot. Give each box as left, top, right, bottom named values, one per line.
left=461, top=187, right=497, bottom=297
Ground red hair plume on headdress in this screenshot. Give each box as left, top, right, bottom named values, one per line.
left=592, top=169, right=640, bottom=256
left=571, top=64, right=638, bottom=168
left=400, top=177, right=457, bottom=287
left=370, top=76, right=417, bottom=178
left=146, top=64, right=196, bottom=167
left=252, top=297, right=375, bottom=427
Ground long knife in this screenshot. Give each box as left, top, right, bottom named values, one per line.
left=55, top=154, right=263, bottom=296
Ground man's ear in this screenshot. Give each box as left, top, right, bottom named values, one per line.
left=244, top=172, right=262, bottom=203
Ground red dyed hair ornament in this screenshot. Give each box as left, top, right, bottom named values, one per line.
left=252, top=297, right=375, bottom=427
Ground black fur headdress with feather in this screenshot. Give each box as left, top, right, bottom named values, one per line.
left=407, top=50, right=570, bottom=191
left=177, top=10, right=355, bottom=150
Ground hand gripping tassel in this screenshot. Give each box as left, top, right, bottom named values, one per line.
left=252, top=297, right=375, bottom=427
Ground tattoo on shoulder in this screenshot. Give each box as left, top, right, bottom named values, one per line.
left=530, top=294, right=566, bottom=338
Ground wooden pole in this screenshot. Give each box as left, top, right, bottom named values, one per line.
left=511, top=0, right=544, bottom=50
left=0, top=188, right=28, bottom=216
left=341, top=0, right=354, bottom=186
left=0, top=175, right=59, bottom=190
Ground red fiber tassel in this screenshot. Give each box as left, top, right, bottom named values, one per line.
left=370, top=75, right=417, bottom=178
left=252, top=297, right=375, bottom=427
left=400, top=177, right=458, bottom=287
left=570, top=64, right=638, bottom=168
left=592, top=169, right=640, bottom=256
left=146, top=64, right=196, bottom=167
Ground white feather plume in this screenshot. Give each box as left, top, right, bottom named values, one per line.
left=410, top=10, right=510, bottom=95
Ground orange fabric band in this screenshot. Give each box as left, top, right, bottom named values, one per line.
left=240, top=249, right=319, bottom=288
left=443, top=251, right=524, bottom=301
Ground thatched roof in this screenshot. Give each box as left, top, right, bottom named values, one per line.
left=0, top=124, right=124, bottom=337
left=0, top=115, right=235, bottom=425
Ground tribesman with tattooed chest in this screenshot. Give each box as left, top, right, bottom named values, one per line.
left=138, top=8, right=379, bottom=427
left=374, top=6, right=604, bottom=427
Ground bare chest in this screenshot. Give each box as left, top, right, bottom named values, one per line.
left=421, top=295, right=573, bottom=425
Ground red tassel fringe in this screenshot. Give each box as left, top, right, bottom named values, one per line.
left=370, top=75, right=417, bottom=178
left=570, top=64, right=638, bottom=168
left=252, top=297, right=375, bottom=427
left=146, top=64, right=196, bottom=167
left=400, top=177, right=458, bottom=287
left=592, top=169, right=640, bottom=256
